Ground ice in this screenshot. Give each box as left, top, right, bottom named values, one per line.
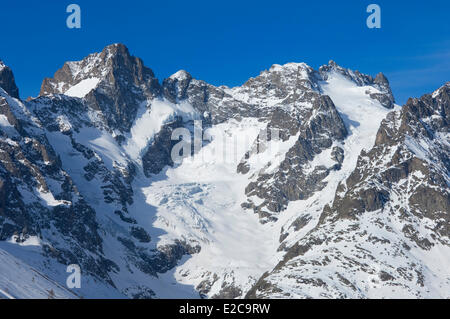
left=143, top=118, right=281, bottom=296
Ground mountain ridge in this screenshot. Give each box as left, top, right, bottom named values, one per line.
left=0, top=44, right=448, bottom=299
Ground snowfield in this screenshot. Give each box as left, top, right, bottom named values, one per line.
left=143, top=118, right=283, bottom=296
left=0, top=246, right=77, bottom=299
left=64, top=78, right=100, bottom=98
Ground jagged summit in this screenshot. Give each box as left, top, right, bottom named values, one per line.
left=40, top=43, right=156, bottom=96
left=0, top=61, right=19, bottom=99
left=268, top=62, right=311, bottom=72
left=374, top=72, right=390, bottom=86
left=430, top=81, right=450, bottom=100
left=39, top=43, right=160, bottom=132
left=169, top=69, right=192, bottom=81
left=319, top=60, right=395, bottom=109
left=37, top=44, right=397, bottom=122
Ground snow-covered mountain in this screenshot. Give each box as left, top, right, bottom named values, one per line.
left=0, top=44, right=448, bottom=299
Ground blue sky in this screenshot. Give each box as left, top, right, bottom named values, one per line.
left=0, top=0, right=448, bottom=104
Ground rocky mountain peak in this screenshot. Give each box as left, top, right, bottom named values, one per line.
left=229, top=62, right=321, bottom=111
left=0, top=61, right=20, bottom=99
left=319, top=60, right=347, bottom=74
left=405, top=82, right=449, bottom=117
left=431, top=82, right=450, bottom=105
left=328, top=59, right=337, bottom=66
left=374, top=72, right=390, bottom=86
left=319, top=61, right=395, bottom=109
left=39, top=44, right=161, bottom=132
left=398, top=82, right=449, bottom=140
left=254, top=62, right=317, bottom=87
left=162, top=70, right=194, bottom=103
left=169, top=70, right=192, bottom=81
left=40, top=43, right=158, bottom=97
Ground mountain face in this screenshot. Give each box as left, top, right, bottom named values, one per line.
left=40, top=44, right=161, bottom=132
left=0, top=61, right=19, bottom=99
left=0, top=44, right=448, bottom=299
left=247, top=83, right=450, bottom=298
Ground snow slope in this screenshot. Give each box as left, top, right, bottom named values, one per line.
left=143, top=118, right=283, bottom=297
left=140, top=70, right=396, bottom=297
left=274, top=70, right=398, bottom=248
left=64, top=78, right=100, bottom=98
left=0, top=247, right=78, bottom=299
left=123, top=99, right=199, bottom=162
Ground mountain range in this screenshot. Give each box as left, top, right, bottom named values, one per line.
left=0, top=44, right=448, bottom=299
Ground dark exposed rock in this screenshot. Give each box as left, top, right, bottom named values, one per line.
left=242, top=94, right=348, bottom=221
left=212, top=284, right=243, bottom=299
left=0, top=61, right=19, bottom=99
left=130, top=226, right=151, bottom=243
left=142, top=116, right=184, bottom=177
left=0, top=92, right=116, bottom=284
left=324, top=83, right=449, bottom=224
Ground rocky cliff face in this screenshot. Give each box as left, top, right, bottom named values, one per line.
left=0, top=61, right=19, bottom=99
left=40, top=44, right=160, bottom=132
left=0, top=86, right=113, bottom=286
left=0, top=44, right=448, bottom=299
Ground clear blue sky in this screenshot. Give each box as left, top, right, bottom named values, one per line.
left=0, top=0, right=449, bottom=104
